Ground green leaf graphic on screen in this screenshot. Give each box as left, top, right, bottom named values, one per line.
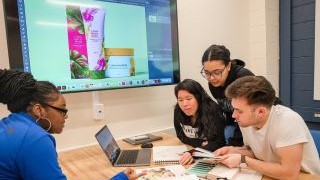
left=70, top=50, right=89, bottom=78
left=66, top=6, right=85, bottom=34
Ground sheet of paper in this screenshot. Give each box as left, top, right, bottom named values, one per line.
left=233, top=168, right=263, bottom=180
left=136, top=165, right=198, bottom=180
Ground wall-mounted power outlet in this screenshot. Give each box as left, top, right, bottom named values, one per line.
left=93, top=103, right=105, bottom=120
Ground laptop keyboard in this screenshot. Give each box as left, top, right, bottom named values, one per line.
left=117, top=150, right=139, bottom=164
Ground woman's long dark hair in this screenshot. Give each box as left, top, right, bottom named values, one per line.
left=174, top=79, right=222, bottom=139
left=0, top=69, right=59, bottom=113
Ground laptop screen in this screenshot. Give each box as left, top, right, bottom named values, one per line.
left=95, top=125, right=121, bottom=164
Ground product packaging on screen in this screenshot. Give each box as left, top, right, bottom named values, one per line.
left=67, top=5, right=106, bottom=79
left=105, top=48, right=135, bottom=78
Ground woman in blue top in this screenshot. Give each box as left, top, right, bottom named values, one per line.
left=0, top=69, right=144, bottom=180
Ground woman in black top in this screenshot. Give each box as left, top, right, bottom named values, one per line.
left=201, top=45, right=254, bottom=146
left=174, top=79, right=226, bottom=164
left=201, top=45, right=283, bottom=146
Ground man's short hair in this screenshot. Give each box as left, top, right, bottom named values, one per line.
left=225, top=76, right=276, bottom=107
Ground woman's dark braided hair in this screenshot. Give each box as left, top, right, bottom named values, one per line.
left=0, top=69, right=59, bottom=113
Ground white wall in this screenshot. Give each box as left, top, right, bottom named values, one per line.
left=0, top=0, right=278, bottom=151
left=0, top=0, right=9, bottom=119
left=248, top=0, right=279, bottom=94
left=178, top=0, right=250, bottom=85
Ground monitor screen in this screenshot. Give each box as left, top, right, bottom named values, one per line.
left=3, top=0, right=180, bottom=93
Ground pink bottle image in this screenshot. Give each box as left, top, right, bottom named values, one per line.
left=66, top=5, right=106, bottom=79
left=81, top=7, right=106, bottom=79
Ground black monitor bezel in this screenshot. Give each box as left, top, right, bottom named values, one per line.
left=2, top=0, right=180, bottom=93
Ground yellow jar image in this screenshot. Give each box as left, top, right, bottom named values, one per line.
left=104, top=48, right=135, bottom=78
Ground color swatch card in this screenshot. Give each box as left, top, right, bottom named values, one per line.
left=189, top=147, right=215, bottom=158
left=187, top=161, right=217, bottom=178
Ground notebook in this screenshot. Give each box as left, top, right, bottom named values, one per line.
left=152, top=145, right=188, bottom=164
left=95, top=125, right=152, bottom=167
left=123, top=134, right=163, bottom=145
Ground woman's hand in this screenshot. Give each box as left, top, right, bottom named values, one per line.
left=179, top=152, right=194, bottom=165
left=124, top=167, right=146, bottom=180
left=201, top=141, right=208, bottom=146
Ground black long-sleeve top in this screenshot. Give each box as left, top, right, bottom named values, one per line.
left=209, top=63, right=254, bottom=146
left=174, top=101, right=226, bottom=151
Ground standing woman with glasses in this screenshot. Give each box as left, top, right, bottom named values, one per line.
left=0, top=69, right=144, bottom=180
left=201, top=44, right=254, bottom=146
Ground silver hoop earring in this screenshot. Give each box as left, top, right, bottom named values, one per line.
left=36, top=117, right=52, bottom=132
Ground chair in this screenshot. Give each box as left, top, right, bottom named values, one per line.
left=310, top=130, right=320, bottom=156
left=224, top=125, right=236, bottom=145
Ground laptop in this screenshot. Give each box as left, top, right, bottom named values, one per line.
left=95, top=125, right=152, bottom=167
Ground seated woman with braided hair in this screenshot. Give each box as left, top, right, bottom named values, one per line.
left=0, top=69, right=145, bottom=180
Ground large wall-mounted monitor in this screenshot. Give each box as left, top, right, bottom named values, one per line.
left=3, top=0, right=180, bottom=93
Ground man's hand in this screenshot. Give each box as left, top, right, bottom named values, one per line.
left=124, top=167, right=146, bottom=180
left=214, top=146, right=234, bottom=156
left=219, top=154, right=241, bottom=168
left=214, top=146, right=254, bottom=158
left=179, top=152, right=194, bottom=165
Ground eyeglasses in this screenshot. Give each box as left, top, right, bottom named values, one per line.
left=44, top=104, right=68, bottom=118
left=200, top=66, right=226, bottom=79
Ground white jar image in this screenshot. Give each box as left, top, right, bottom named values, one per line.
left=104, top=48, right=135, bottom=78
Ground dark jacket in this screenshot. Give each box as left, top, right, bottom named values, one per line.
left=174, top=100, right=226, bottom=151
left=209, top=60, right=254, bottom=146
